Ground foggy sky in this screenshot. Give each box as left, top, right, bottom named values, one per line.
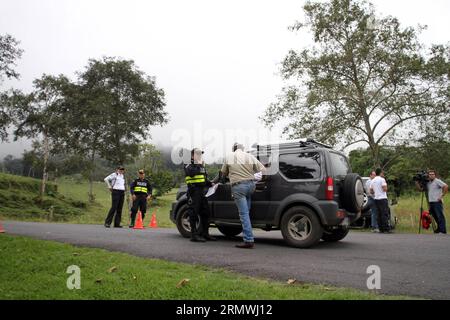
left=1, top=0, right=449, bottom=162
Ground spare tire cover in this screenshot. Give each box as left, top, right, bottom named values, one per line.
left=341, top=173, right=365, bottom=213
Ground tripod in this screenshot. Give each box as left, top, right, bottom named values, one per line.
left=418, top=190, right=427, bottom=234
left=418, top=187, right=437, bottom=234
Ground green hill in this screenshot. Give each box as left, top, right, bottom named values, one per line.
left=0, top=173, right=86, bottom=221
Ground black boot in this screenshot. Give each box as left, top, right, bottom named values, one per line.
left=191, top=234, right=206, bottom=242
left=203, top=233, right=217, bottom=241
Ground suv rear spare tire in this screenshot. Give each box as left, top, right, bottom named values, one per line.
left=341, top=173, right=364, bottom=213
left=280, top=206, right=323, bottom=248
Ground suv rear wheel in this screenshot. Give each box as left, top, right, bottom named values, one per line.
left=322, top=227, right=349, bottom=242
left=217, top=225, right=242, bottom=237
left=280, top=206, right=323, bottom=248
left=175, top=204, right=200, bottom=238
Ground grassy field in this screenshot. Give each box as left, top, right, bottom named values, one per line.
left=393, top=195, right=449, bottom=233
left=0, top=174, right=175, bottom=228
left=0, top=234, right=415, bottom=300
left=56, top=176, right=176, bottom=227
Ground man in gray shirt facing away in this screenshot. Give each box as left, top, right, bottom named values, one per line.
left=220, top=143, right=266, bottom=249
left=424, top=170, right=448, bottom=234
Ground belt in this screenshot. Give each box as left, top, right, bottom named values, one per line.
left=231, top=180, right=254, bottom=187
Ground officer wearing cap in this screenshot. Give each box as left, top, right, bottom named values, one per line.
left=129, top=169, right=153, bottom=228
left=184, top=148, right=216, bottom=242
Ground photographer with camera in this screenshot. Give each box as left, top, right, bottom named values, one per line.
left=416, top=170, right=448, bottom=234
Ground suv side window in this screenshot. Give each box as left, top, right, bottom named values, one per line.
left=329, top=152, right=350, bottom=177
left=279, top=152, right=321, bottom=180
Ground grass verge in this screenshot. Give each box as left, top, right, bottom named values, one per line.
left=0, top=234, right=415, bottom=300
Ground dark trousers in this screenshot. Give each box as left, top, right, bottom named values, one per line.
left=187, top=186, right=210, bottom=237
left=429, top=202, right=447, bottom=234
left=130, top=194, right=148, bottom=225
left=105, top=190, right=125, bottom=227
left=375, top=199, right=390, bottom=232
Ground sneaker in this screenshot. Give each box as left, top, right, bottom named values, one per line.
left=372, top=228, right=380, bottom=233
left=114, top=226, right=123, bottom=228
left=104, top=224, right=111, bottom=228
left=129, top=225, right=134, bottom=228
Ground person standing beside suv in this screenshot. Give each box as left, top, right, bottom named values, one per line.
left=185, top=148, right=216, bottom=242
left=418, top=170, right=448, bottom=234
left=220, top=143, right=266, bottom=249
left=370, top=168, right=391, bottom=233
left=366, top=171, right=379, bottom=233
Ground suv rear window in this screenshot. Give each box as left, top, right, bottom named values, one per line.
left=279, top=152, right=321, bottom=180
left=329, top=152, right=350, bottom=177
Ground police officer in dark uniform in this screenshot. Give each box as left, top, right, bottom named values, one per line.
left=185, top=148, right=217, bottom=242
left=129, top=169, right=153, bottom=228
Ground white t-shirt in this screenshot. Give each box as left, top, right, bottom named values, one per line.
left=370, top=176, right=387, bottom=200
left=365, top=179, right=374, bottom=198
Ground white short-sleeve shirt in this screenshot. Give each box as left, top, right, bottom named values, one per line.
left=371, top=176, right=387, bottom=200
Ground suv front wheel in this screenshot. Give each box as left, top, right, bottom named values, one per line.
left=175, top=204, right=200, bottom=238
left=280, top=206, right=323, bottom=248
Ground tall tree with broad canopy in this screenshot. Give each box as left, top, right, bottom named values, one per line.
left=13, top=75, right=72, bottom=198
left=65, top=57, right=168, bottom=201
left=0, top=34, right=23, bottom=141
left=262, top=0, right=450, bottom=167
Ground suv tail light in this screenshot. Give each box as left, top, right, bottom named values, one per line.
left=326, top=176, right=334, bottom=200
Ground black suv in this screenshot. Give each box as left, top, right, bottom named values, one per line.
left=170, top=139, right=365, bottom=248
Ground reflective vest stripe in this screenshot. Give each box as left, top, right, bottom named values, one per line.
left=185, top=175, right=206, bottom=184
left=134, top=186, right=148, bottom=193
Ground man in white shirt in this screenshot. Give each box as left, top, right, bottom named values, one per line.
left=370, top=168, right=391, bottom=233
left=104, top=166, right=126, bottom=228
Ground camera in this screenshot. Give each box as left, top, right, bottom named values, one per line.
left=412, top=170, right=429, bottom=189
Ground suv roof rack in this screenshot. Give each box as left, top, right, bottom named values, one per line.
left=251, top=138, right=332, bottom=151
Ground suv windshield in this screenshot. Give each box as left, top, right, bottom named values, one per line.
left=279, top=152, right=321, bottom=180
left=329, top=152, right=350, bottom=177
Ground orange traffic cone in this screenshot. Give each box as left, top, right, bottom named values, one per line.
left=133, top=211, right=145, bottom=230
left=0, top=222, right=5, bottom=233
left=149, top=211, right=158, bottom=228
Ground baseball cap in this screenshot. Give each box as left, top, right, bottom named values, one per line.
left=191, top=148, right=204, bottom=155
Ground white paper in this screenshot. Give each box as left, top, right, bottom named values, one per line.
left=205, top=184, right=219, bottom=197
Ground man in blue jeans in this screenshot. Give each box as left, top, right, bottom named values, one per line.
left=419, top=170, right=448, bottom=234
left=220, top=143, right=266, bottom=249
left=366, top=171, right=379, bottom=232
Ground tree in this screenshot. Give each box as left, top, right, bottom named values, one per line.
left=128, top=144, right=175, bottom=197
left=64, top=57, right=168, bottom=201
left=262, top=0, right=450, bottom=167
left=0, top=34, right=23, bottom=141
left=14, top=74, right=72, bottom=198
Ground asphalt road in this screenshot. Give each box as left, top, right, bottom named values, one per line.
left=2, top=221, right=450, bottom=299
